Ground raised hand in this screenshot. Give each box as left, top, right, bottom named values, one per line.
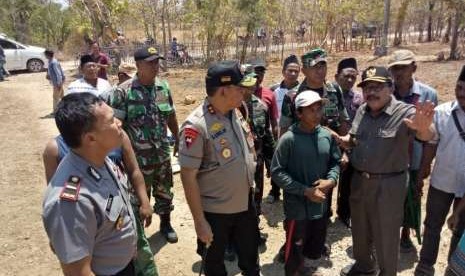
left=404, top=101, right=435, bottom=132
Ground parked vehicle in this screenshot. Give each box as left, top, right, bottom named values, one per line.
left=0, top=34, right=47, bottom=72
left=351, top=22, right=378, bottom=38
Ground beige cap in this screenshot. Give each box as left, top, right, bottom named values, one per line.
left=388, top=50, right=415, bottom=68
left=118, top=63, right=137, bottom=76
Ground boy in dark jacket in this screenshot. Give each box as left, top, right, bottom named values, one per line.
left=272, top=90, right=341, bottom=276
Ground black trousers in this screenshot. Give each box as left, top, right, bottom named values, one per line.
left=336, top=164, right=354, bottom=220
left=253, top=156, right=265, bottom=215
left=284, top=218, right=327, bottom=276
left=197, top=200, right=260, bottom=276
left=418, top=185, right=465, bottom=267
left=112, top=261, right=135, bottom=276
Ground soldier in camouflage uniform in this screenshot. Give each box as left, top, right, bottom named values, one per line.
left=109, top=46, right=179, bottom=243
left=280, top=48, right=350, bottom=135
left=242, top=72, right=275, bottom=218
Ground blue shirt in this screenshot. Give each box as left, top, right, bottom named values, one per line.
left=47, top=58, right=65, bottom=87
left=394, top=80, right=438, bottom=170
left=56, top=135, right=123, bottom=164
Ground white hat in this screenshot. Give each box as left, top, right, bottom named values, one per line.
left=294, top=90, right=323, bottom=108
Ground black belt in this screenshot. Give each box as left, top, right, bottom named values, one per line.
left=355, top=169, right=405, bottom=179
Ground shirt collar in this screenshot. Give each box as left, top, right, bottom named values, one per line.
left=67, top=151, right=110, bottom=181
left=394, top=80, right=421, bottom=99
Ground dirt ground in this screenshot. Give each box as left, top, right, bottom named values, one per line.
left=0, top=41, right=462, bottom=276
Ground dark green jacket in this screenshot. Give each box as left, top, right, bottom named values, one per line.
left=271, top=124, right=341, bottom=220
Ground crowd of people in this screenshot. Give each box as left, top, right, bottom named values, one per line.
left=40, top=42, right=465, bottom=276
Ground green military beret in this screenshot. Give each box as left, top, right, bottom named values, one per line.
left=301, top=48, right=327, bottom=68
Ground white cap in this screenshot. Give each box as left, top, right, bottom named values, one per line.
left=294, top=90, right=323, bottom=108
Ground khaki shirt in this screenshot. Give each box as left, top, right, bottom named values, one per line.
left=349, top=96, right=415, bottom=174
left=179, top=98, right=256, bottom=214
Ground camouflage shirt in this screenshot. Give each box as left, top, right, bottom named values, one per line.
left=279, top=80, right=349, bottom=131
left=245, top=95, right=275, bottom=158
left=109, top=76, right=175, bottom=166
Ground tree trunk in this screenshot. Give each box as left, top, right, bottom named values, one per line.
left=443, top=15, right=452, bottom=44
left=427, top=1, right=435, bottom=42
left=449, top=10, right=460, bottom=60
left=393, top=0, right=409, bottom=46
left=376, top=0, right=390, bottom=56
left=161, top=0, right=167, bottom=56
left=167, top=0, right=172, bottom=42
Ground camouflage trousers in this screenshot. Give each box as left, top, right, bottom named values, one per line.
left=133, top=205, right=159, bottom=276
left=141, top=159, right=174, bottom=215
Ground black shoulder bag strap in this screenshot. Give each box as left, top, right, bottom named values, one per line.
left=452, top=109, right=465, bottom=142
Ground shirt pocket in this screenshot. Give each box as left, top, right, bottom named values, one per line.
left=212, top=138, right=238, bottom=167
left=378, top=129, right=397, bottom=139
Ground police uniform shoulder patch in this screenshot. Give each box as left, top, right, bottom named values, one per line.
left=60, top=176, right=81, bottom=202
left=184, top=126, right=199, bottom=148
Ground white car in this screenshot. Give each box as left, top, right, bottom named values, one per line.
left=0, top=34, right=47, bottom=72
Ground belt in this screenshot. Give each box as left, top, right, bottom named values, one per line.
left=355, top=169, right=405, bottom=179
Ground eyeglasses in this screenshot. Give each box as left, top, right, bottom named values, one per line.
left=362, top=84, right=389, bottom=93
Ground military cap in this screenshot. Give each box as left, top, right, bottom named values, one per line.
left=134, top=46, right=164, bottom=61
left=301, top=48, right=327, bottom=68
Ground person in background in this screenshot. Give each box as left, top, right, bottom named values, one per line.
left=333, top=57, right=363, bottom=228
left=66, top=54, right=112, bottom=96
left=44, top=49, right=66, bottom=114
left=89, top=41, right=110, bottom=80
left=387, top=49, right=438, bottom=252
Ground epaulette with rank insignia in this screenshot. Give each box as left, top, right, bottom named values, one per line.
left=60, top=176, right=81, bottom=202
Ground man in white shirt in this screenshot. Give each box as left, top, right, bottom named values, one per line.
left=66, top=54, right=112, bottom=96
left=415, top=65, right=465, bottom=276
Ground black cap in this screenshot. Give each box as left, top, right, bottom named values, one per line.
left=80, top=54, right=94, bottom=67
left=283, top=54, right=299, bottom=70
left=357, top=66, right=392, bottom=87
left=206, top=60, right=256, bottom=89
left=247, top=58, right=266, bottom=71
left=458, top=65, right=465, bottom=82
left=134, top=46, right=164, bottom=62
left=337, top=57, right=357, bottom=73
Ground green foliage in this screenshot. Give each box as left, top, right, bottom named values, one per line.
left=29, top=3, right=73, bottom=48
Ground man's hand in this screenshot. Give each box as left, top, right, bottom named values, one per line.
left=340, top=152, right=349, bottom=171
left=139, top=204, right=153, bottom=227
left=304, top=187, right=326, bottom=203
left=447, top=213, right=459, bottom=231
left=404, top=101, right=435, bottom=133
left=195, top=217, right=213, bottom=245
left=172, top=139, right=179, bottom=157
left=313, top=179, right=336, bottom=194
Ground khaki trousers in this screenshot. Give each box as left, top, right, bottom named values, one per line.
left=53, top=85, right=64, bottom=113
